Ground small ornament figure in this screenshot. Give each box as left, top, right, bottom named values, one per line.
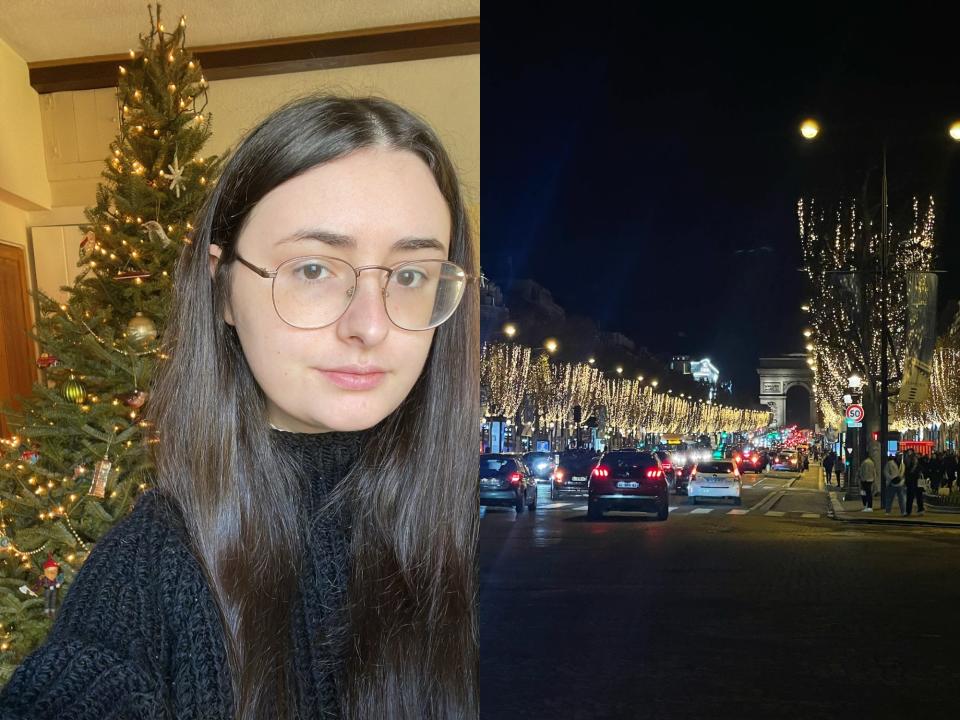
left=89, top=456, right=112, bottom=498
left=19, top=450, right=39, bottom=465
left=125, top=312, right=158, bottom=347
left=80, top=230, right=96, bottom=258
left=159, top=151, right=185, bottom=198
left=36, top=352, right=60, bottom=369
left=119, top=390, right=149, bottom=408
left=141, top=220, right=173, bottom=247
left=72, top=465, right=87, bottom=481
left=36, top=554, right=64, bottom=619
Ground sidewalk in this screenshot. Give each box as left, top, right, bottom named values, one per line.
left=819, top=460, right=960, bottom=527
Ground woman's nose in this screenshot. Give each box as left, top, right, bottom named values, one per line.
left=336, top=271, right=392, bottom=343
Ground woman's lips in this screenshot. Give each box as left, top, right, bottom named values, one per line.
left=317, top=369, right=385, bottom=390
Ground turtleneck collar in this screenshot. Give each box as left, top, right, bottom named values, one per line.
left=269, top=427, right=369, bottom=499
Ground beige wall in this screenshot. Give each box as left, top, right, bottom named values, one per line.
left=42, top=54, right=480, bottom=213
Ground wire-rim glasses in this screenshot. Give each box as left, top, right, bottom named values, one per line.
left=230, top=253, right=474, bottom=331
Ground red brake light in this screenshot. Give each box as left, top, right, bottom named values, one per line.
left=734, top=454, right=741, bottom=461
left=645, top=468, right=664, bottom=479
left=508, top=472, right=521, bottom=485
left=591, top=466, right=610, bottom=478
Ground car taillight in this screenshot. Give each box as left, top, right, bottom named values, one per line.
left=645, top=468, right=664, bottom=479
left=734, top=454, right=741, bottom=461
left=751, top=455, right=758, bottom=462
left=592, top=466, right=610, bottom=478
left=553, top=470, right=564, bottom=481
left=508, top=472, right=521, bottom=485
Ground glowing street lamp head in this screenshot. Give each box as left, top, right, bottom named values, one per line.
left=588, top=357, right=596, bottom=365
left=544, top=338, right=558, bottom=354
left=805, top=344, right=814, bottom=352
left=502, top=323, right=517, bottom=338
left=803, top=329, right=812, bottom=338
left=651, top=379, right=659, bottom=388
left=637, top=375, right=644, bottom=382
left=800, top=118, right=820, bottom=140
left=950, top=121, right=960, bottom=141
left=616, top=366, right=623, bottom=375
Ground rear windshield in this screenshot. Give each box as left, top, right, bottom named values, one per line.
left=480, top=458, right=514, bottom=474
left=524, top=452, right=552, bottom=463
left=698, top=461, right=735, bottom=474
left=605, top=452, right=656, bottom=472
left=558, top=453, right=597, bottom=473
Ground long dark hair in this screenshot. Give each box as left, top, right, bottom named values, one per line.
left=145, top=95, right=478, bottom=718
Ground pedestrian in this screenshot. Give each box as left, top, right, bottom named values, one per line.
left=0, top=95, right=479, bottom=718
left=944, top=450, right=958, bottom=492
left=884, top=453, right=906, bottom=516
left=929, top=451, right=944, bottom=493
left=823, top=449, right=836, bottom=487
left=904, top=449, right=926, bottom=517
left=835, top=454, right=844, bottom=487
left=858, top=452, right=877, bottom=512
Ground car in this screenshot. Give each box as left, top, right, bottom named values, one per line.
left=770, top=450, right=798, bottom=471
left=551, top=449, right=599, bottom=499
left=523, top=451, right=556, bottom=483
left=653, top=450, right=677, bottom=490
left=688, top=459, right=742, bottom=505
left=673, top=459, right=697, bottom=495
left=587, top=450, right=669, bottom=521
left=734, top=449, right=766, bottom=473
left=480, top=454, right=537, bottom=513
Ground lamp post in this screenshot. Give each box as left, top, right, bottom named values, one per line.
left=846, top=373, right=863, bottom=499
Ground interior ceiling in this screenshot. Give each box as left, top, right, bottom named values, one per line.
left=0, top=0, right=478, bottom=63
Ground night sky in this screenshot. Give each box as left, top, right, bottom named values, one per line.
left=482, top=9, right=960, bottom=399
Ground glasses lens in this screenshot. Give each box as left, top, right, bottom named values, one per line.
left=386, top=260, right=467, bottom=330
left=273, top=256, right=354, bottom=328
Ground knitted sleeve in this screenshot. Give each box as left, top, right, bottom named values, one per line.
left=0, top=492, right=174, bottom=720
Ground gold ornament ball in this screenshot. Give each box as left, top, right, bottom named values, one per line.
left=61, top=379, right=87, bottom=404
left=126, top=313, right=158, bottom=347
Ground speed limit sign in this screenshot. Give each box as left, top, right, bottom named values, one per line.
left=845, top=404, right=865, bottom=423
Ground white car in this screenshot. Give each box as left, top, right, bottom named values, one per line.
left=689, top=460, right=742, bottom=505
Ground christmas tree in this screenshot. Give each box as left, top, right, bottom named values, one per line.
left=0, top=4, right=221, bottom=681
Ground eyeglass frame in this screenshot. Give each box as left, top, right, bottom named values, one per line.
left=228, top=252, right=478, bottom=331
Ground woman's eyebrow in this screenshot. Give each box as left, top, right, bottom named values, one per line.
left=275, top=229, right=446, bottom=252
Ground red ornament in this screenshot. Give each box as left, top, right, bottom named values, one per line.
left=36, top=352, right=60, bottom=369
left=20, top=450, right=39, bottom=464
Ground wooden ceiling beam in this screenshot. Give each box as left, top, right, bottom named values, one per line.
left=27, top=17, right=480, bottom=94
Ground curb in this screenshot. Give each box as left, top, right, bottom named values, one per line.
left=828, top=492, right=960, bottom=528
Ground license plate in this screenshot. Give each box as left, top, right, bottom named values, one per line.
left=574, top=476, right=587, bottom=482
left=616, top=481, right=640, bottom=489
left=480, top=478, right=498, bottom=486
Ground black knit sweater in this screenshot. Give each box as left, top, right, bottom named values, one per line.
left=0, top=428, right=367, bottom=719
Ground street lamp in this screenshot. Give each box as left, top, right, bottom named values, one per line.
left=651, top=379, right=659, bottom=388
left=616, top=366, right=623, bottom=375
left=800, top=118, right=820, bottom=140
left=950, top=121, right=960, bottom=141
left=636, top=374, right=644, bottom=382
left=588, top=357, right=596, bottom=365
left=502, top=322, right=517, bottom=339
left=803, top=329, right=812, bottom=338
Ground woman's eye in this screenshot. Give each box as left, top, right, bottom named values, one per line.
left=395, top=268, right=427, bottom=287
left=295, top=262, right=330, bottom=281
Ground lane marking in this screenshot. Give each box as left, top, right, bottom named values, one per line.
left=765, top=511, right=786, bottom=517
left=728, top=508, right=749, bottom=515
left=690, top=508, right=713, bottom=514
left=801, top=513, right=820, bottom=519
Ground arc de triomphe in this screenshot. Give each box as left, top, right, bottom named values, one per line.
left=757, top=354, right=817, bottom=429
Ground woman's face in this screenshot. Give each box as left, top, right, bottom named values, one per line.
left=209, top=147, right=451, bottom=433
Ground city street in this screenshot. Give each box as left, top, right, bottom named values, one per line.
left=480, top=465, right=960, bottom=719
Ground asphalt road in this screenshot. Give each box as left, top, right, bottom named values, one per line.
left=480, top=471, right=960, bottom=719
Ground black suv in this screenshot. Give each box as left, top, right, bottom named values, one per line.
left=587, top=450, right=669, bottom=521
left=551, top=449, right=599, bottom=499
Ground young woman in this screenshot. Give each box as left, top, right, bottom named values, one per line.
left=0, top=95, right=479, bottom=719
